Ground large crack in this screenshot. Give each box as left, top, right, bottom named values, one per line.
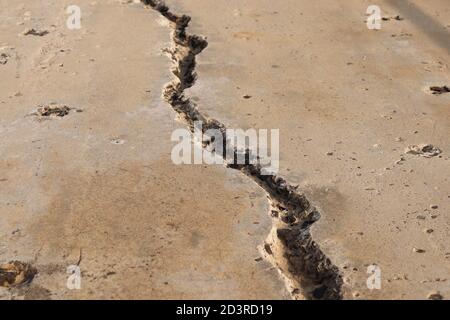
left=142, top=0, right=343, bottom=300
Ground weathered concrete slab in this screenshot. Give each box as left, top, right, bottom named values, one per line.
left=0, top=0, right=288, bottom=299
left=170, top=0, right=450, bottom=299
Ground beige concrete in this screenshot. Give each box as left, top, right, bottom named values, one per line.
left=0, top=0, right=288, bottom=299
left=1, top=0, right=449, bottom=300
left=171, top=0, right=450, bottom=299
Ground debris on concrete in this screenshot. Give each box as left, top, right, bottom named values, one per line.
left=391, top=32, right=412, bottom=39
left=0, top=261, right=37, bottom=287
left=405, top=144, right=442, bottom=158
left=430, top=86, right=450, bottom=95
left=21, top=28, right=49, bottom=36
left=35, top=104, right=74, bottom=117
left=111, top=138, right=125, bottom=145
left=382, top=15, right=403, bottom=21
left=395, top=156, right=406, bottom=165
left=427, top=291, right=443, bottom=300
left=0, top=46, right=14, bottom=65
left=0, top=53, right=9, bottom=65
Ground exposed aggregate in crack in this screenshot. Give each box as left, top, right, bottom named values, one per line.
left=142, top=0, right=343, bottom=300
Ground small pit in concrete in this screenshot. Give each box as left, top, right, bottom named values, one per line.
left=0, top=261, right=37, bottom=288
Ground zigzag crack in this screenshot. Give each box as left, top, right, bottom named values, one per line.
left=142, top=0, right=343, bottom=300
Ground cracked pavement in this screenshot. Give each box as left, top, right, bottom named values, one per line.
left=0, top=0, right=449, bottom=300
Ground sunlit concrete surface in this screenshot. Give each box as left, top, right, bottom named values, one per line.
left=0, top=0, right=449, bottom=300
left=0, top=0, right=288, bottom=299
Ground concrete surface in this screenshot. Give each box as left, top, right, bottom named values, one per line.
left=173, top=0, right=450, bottom=299
left=0, top=0, right=288, bottom=299
left=0, top=0, right=449, bottom=300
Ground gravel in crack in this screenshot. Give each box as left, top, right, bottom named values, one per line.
left=405, top=144, right=442, bottom=158
left=0, top=261, right=37, bottom=288
left=430, top=86, right=450, bottom=95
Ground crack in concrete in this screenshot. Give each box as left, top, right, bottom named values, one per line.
left=142, top=0, right=343, bottom=300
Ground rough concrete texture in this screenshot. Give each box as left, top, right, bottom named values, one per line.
left=171, top=0, right=450, bottom=299
left=0, top=0, right=288, bottom=299
left=0, top=0, right=449, bottom=300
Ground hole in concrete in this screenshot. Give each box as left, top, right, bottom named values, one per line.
left=0, top=261, right=37, bottom=288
